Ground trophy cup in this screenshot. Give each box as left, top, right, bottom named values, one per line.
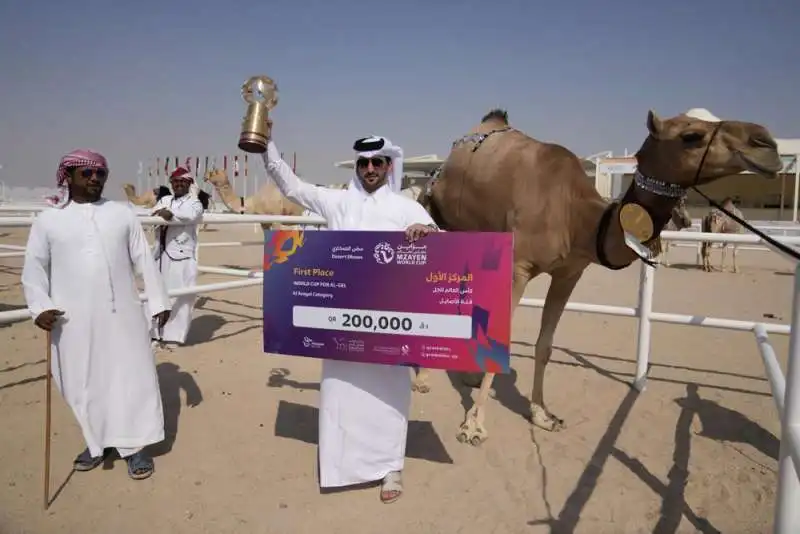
left=238, top=75, right=279, bottom=153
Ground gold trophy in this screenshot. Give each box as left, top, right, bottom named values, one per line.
left=238, top=75, right=279, bottom=153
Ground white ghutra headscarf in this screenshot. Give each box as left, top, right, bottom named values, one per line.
left=346, top=135, right=404, bottom=194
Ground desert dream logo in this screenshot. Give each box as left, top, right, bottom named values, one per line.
left=373, top=242, right=427, bottom=266
left=302, top=336, right=325, bottom=349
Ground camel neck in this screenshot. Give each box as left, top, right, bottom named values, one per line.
left=590, top=180, right=682, bottom=269
left=212, top=181, right=240, bottom=211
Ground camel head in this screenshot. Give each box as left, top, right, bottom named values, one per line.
left=122, top=183, right=136, bottom=196
left=635, top=108, right=782, bottom=188
left=719, top=196, right=739, bottom=211
left=203, top=168, right=230, bottom=188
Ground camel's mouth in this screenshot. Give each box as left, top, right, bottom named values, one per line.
left=738, top=150, right=782, bottom=178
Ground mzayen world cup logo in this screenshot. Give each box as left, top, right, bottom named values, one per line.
left=373, top=241, right=395, bottom=264
left=264, top=230, right=305, bottom=271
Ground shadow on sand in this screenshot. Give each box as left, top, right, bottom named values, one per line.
left=521, top=346, right=776, bottom=533
left=438, top=341, right=769, bottom=532
left=46, top=361, right=202, bottom=507
left=273, top=399, right=453, bottom=466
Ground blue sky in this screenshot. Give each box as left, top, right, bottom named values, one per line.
left=0, top=0, right=797, bottom=199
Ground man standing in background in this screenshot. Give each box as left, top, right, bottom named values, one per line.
left=151, top=165, right=204, bottom=347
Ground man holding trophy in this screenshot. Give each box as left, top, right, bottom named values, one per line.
left=244, top=75, right=437, bottom=504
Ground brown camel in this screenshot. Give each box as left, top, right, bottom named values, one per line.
left=412, top=107, right=782, bottom=445
left=122, top=183, right=157, bottom=208
left=654, top=194, right=693, bottom=267
left=203, top=168, right=307, bottom=229
left=700, top=197, right=744, bottom=273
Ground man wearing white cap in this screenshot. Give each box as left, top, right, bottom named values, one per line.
left=150, top=165, right=204, bottom=346
left=262, top=119, right=437, bottom=503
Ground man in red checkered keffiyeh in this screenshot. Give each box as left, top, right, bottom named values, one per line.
left=149, top=163, right=205, bottom=346
left=22, top=149, right=172, bottom=482
left=45, top=149, right=109, bottom=208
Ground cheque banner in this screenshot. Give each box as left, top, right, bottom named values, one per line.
left=262, top=229, right=513, bottom=373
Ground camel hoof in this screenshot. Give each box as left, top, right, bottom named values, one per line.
left=530, top=404, right=565, bottom=433
left=456, top=420, right=487, bottom=446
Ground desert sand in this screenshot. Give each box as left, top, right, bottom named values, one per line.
left=0, top=223, right=793, bottom=534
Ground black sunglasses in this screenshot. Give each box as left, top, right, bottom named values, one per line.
left=356, top=157, right=388, bottom=169
left=78, top=168, right=108, bottom=179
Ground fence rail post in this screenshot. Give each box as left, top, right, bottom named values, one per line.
left=633, top=262, right=655, bottom=391
left=775, top=263, right=800, bottom=533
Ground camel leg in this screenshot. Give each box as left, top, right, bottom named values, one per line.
left=457, top=371, right=495, bottom=446
left=662, top=243, right=670, bottom=267
left=701, top=243, right=711, bottom=272
left=732, top=244, right=739, bottom=273
left=412, top=368, right=431, bottom=393
left=530, top=268, right=585, bottom=433
left=720, top=244, right=727, bottom=272
left=456, top=266, right=532, bottom=446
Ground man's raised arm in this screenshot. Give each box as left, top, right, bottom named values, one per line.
left=261, top=140, right=337, bottom=220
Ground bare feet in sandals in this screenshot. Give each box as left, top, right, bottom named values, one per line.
left=380, top=471, right=403, bottom=504
left=126, top=451, right=155, bottom=480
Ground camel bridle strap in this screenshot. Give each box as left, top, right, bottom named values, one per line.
left=633, top=171, right=685, bottom=198
left=452, top=127, right=514, bottom=152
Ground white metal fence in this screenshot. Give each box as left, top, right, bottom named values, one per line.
left=0, top=212, right=798, bottom=532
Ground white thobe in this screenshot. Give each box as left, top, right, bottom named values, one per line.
left=21, top=200, right=171, bottom=458
left=150, top=194, right=204, bottom=344
left=263, top=141, right=435, bottom=488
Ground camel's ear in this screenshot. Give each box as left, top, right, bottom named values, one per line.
left=646, top=110, right=663, bottom=138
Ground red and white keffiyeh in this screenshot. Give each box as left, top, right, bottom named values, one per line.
left=169, top=165, right=193, bottom=182
left=46, top=149, right=109, bottom=208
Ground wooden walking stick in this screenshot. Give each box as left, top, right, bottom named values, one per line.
left=43, top=331, right=52, bottom=510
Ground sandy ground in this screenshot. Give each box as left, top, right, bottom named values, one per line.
left=0, top=223, right=793, bottom=534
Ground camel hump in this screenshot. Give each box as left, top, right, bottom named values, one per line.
left=471, top=108, right=510, bottom=135
left=481, top=108, right=509, bottom=126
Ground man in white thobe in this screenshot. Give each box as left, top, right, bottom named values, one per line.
left=22, top=149, right=171, bottom=480
left=150, top=165, right=204, bottom=346
left=262, top=120, right=438, bottom=503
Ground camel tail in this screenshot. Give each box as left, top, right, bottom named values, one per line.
left=481, top=109, right=509, bottom=125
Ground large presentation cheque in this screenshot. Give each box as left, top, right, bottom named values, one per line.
left=262, top=229, right=513, bottom=373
